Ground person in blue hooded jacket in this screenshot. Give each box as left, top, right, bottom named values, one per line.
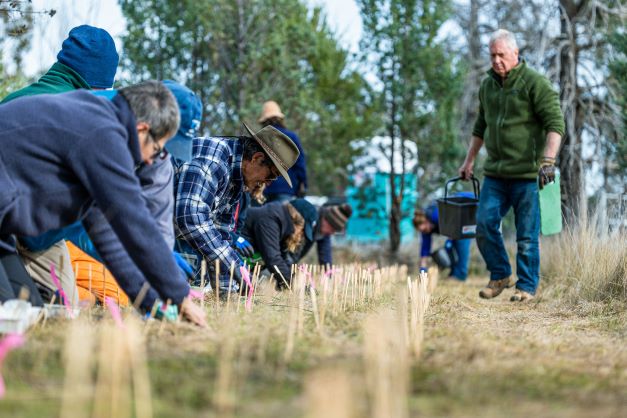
left=413, top=192, right=475, bottom=281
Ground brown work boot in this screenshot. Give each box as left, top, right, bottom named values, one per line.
left=479, top=276, right=515, bottom=299
left=510, top=289, right=535, bottom=302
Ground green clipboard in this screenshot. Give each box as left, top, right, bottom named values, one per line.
left=539, top=173, right=562, bottom=235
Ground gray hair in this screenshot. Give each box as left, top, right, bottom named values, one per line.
left=118, top=80, right=180, bottom=140
left=489, top=29, right=518, bottom=51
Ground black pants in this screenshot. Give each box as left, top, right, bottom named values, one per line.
left=0, top=250, right=44, bottom=306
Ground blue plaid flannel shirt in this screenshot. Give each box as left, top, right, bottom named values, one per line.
left=174, top=137, right=244, bottom=274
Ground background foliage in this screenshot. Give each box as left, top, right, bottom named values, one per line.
left=0, top=0, right=624, bottom=251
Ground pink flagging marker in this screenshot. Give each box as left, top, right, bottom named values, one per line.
left=189, top=289, right=203, bottom=300
left=50, top=264, right=72, bottom=315
left=239, top=266, right=254, bottom=311
left=299, top=265, right=315, bottom=289
left=0, top=333, right=26, bottom=398
left=324, top=267, right=340, bottom=277
left=105, top=297, right=125, bottom=329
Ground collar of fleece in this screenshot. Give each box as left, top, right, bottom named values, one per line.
left=111, top=93, right=142, bottom=168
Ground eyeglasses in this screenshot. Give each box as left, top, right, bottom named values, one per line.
left=147, top=129, right=168, bottom=160
left=262, top=159, right=280, bottom=182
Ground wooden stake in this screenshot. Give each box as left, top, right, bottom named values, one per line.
left=132, top=282, right=151, bottom=312
left=215, top=259, right=220, bottom=312
left=227, top=261, right=234, bottom=311
left=274, top=265, right=291, bottom=291
left=200, top=259, right=206, bottom=309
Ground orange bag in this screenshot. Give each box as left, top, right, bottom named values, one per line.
left=66, top=241, right=129, bottom=307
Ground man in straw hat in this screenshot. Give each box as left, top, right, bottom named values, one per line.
left=174, top=122, right=299, bottom=292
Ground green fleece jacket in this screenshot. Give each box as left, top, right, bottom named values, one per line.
left=472, top=61, right=565, bottom=179
left=1, top=62, right=91, bottom=103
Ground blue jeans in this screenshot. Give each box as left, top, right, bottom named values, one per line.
left=476, top=176, right=540, bottom=294
left=446, top=238, right=471, bottom=281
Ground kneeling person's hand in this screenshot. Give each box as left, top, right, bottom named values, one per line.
left=180, top=296, right=207, bottom=327
left=234, top=236, right=255, bottom=258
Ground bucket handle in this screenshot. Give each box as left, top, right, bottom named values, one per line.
left=444, top=175, right=480, bottom=201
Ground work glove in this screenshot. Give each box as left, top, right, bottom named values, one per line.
left=538, top=157, right=556, bottom=190
left=173, top=251, right=194, bottom=279
left=233, top=236, right=255, bottom=258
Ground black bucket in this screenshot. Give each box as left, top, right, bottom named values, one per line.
left=436, top=176, right=480, bottom=240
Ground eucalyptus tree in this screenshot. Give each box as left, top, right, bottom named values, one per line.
left=357, top=0, right=462, bottom=255
left=119, top=0, right=376, bottom=195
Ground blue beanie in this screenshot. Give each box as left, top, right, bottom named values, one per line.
left=57, top=25, right=119, bottom=89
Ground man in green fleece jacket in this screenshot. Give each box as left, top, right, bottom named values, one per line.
left=458, top=29, right=565, bottom=302
left=1, top=24, right=119, bottom=306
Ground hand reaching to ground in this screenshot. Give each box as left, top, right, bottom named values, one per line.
left=180, top=296, right=207, bottom=327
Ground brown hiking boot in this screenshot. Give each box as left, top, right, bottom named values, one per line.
left=479, top=276, right=515, bottom=299
left=510, top=289, right=535, bottom=302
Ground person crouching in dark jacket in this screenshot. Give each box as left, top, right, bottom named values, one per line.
left=237, top=201, right=309, bottom=288
left=237, top=199, right=352, bottom=288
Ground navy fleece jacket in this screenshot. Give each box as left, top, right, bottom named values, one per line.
left=0, top=90, right=189, bottom=305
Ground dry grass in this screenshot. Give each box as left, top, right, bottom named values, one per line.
left=541, top=215, right=627, bottom=309
left=0, top=261, right=626, bottom=418
left=418, top=274, right=627, bottom=417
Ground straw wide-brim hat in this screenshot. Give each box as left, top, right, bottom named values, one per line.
left=242, top=122, right=299, bottom=187
left=258, top=100, right=285, bottom=123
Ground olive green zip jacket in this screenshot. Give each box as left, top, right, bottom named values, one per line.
left=472, top=61, right=565, bottom=179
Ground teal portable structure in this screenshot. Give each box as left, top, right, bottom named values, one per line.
left=344, top=172, right=418, bottom=243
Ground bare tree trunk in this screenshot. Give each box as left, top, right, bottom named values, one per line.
left=457, top=0, right=485, bottom=146
left=558, top=0, right=587, bottom=223
left=388, top=55, right=401, bottom=258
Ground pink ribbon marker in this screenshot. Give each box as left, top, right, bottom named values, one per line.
left=0, top=333, right=26, bottom=398
left=324, top=267, right=340, bottom=278
left=50, top=264, right=72, bottom=315
left=239, top=266, right=254, bottom=311
left=105, top=297, right=125, bottom=329
left=189, top=289, right=203, bottom=300
left=299, top=265, right=315, bottom=289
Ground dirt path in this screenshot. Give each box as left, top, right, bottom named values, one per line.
left=414, top=276, right=627, bottom=417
